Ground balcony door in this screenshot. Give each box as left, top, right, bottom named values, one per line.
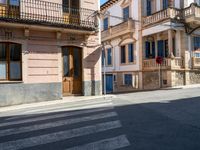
left=63, top=0, right=80, bottom=25
left=62, top=46, right=82, bottom=96
left=0, top=0, right=20, bottom=18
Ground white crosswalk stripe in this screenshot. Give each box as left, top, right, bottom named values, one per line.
left=0, top=121, right=122, bottom=150
left=0, top=112, right=118, bottom=137
left=0, top=98, right=131, bottom=150
left=66, top=135, right=130, bottom=150
left=23, top=100, right=113, bottom=114
left=0, top=106, right=113, bottom=127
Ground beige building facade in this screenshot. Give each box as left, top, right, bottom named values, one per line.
left=101, top=0, right=200, bottom=92
left=0, top=0, right=101, bottom=106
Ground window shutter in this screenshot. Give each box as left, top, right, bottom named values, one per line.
left=152, top=42, right=155, bottom=58
left=146, top=0, right=151, bottom=16
left=158, top=40, right=164, bottom=57
left=145, top=41, right=150, bottom=58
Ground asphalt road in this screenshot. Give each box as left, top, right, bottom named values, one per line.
left=0, top=87, right=200, bottom=150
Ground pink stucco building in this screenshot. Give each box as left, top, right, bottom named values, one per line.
left=0, top=0, right=102, bottom=106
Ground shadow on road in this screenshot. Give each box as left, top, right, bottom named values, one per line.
left=0, top=96, right=200, bottom=150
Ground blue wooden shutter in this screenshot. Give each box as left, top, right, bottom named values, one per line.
left=147, top=0, right=151, bottom=16
left=163, top=0, right=168, bottom=9
left=145, top=41, right=150, bottom=58
left=158, top=40, right=164, bottom=57
left=152, top=42, right=155, bottom=58
left=103, top=18, right=108, bottom=30
left=128, top=43, right=134, bottom=62
left=107, top=48, right=112, bottom=65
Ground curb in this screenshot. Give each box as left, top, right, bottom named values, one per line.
left=0, top=95, right=115, bottom=113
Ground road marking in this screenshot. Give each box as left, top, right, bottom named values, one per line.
left=0, top=112, right=118, bottom=137
left=0, top=106, right=114, bottom=128
left=23, top=100, right=112, bottom=114
left=25, top=102, right=114, bottom=115
left=66, top=135, right=130, bottom=150
left=0, top=121, right=122, bottom=150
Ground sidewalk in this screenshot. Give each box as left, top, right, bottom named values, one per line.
left=163, top=84, right=200, bottom=90
left=0, top=95, right=115, bottom=113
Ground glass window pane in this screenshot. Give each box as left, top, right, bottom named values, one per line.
left=71, top=0, right=79, bottom=9
left=63, top=49, right=70, bottom=77
left=121, top=46, right=126, bottom=63
left=10, top=43, right=21, bottom=61
left=9, top=61, right=21, bottom=80
left=73, top=48, right=81, bottom=78
left=128, top=44, right=134, bottom=62
left=0, top=43, right=6, bottom=61
left=146, top=0, right=152, bottom=16
left=103, top=18, right=108, bottom=30
left=63, top=0, right=69, bottom=12
left=163, top=0, right=168, bottom=9
left=107, top=48, right=112, bottom=65
left=123, top=6, right=129, bottom=21
left=10, top=0, right=20, bottom=6
left=0, top=62, right=6, bottom=79
left=124, top=74, right=132, bottom=85
left=194, top=37, right=200, bottom=50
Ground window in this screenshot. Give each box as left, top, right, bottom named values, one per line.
left=164, top=40, right=169, bottom=58
left=121, top=45, right=126, bottom=63
left=102, top=50, right=105, bottom=66
left=194, top=36, right=200, bottom=50
left=194, top=53, right=200, bottom=58
left=173, top=38, right=176, bottom=57
left=103, top=18, right=108, bottom=30
left=123, top=6, right=129, bottom=21
left=63, top=0, right=79, bottom=12
left=10, top=0, right=20, bottom=6
left=107, top=48, right=112, bottom=65
left=197, top=0, right=200, bottom=5
left=124, top=74, right=132, bottom=86
left=113, top=74, right=116, bottom=82
left=146, top=0, right=152, bottom=16
left=0, top=0, right=19, bottom=5
left=157, top=40, right=169, bottom=58
left=128, top=43, right=134, bottom=62
left=121, top=43, right=135, bottom=64
left=0, top=43, right=22, bottom=81
left=163, top=0, right=169, bottom=9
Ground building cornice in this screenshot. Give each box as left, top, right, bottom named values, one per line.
left=100, top=0, right=120, bottom=11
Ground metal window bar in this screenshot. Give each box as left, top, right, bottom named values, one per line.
left=0, top=0, right=96, bottom=30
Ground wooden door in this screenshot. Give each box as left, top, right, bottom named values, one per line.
left=62, top=47, right=82, bottom=96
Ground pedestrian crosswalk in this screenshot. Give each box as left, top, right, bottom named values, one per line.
left=0, top=98, right=130, bottom=150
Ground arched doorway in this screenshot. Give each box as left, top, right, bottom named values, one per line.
left=62, top=46, right=82, bottom=96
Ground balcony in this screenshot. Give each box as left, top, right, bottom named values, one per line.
left=101, top=19, right=135, bottom=41
left=0, top=0, right=97, bottom=31
left=143, top=58, right=184, bottom=70
left=143, top=8, right=180, bottom=27
left=183, top=3, right=200, bottom=24
left=192, top=51, right=200, bottom=68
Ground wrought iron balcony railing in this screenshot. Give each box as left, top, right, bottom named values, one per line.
left=0, top=0, right=97, bottom=31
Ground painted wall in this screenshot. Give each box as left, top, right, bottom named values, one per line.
left=101, top=0, right=140, bottom=73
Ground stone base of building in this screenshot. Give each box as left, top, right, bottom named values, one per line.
left=0, top=82, right=62, bottom=107
left=83, top=80, right=101, bottom=96
left=143, top=70, right=200, bottom=90
left=0, top=81, right=102, bottom=107
left=109, top=72, right=140, bottom=93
